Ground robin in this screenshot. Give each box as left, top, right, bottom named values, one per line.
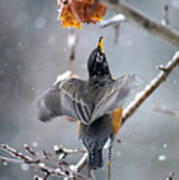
left=36, top=37, right=136, bottom=180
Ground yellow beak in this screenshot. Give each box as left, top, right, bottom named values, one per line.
left=98, top=36, right=104, bottom=53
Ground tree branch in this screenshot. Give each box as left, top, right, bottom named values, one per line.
left=73, top=153, right=88, bottom=172
left=67, top=30, right=79, bottom=73
left=100, top=14, right=126, bottom=28
left=101, top=0, right=179, bottom=46
left=122, top=51, right=179, bottom=124
left=0, top=144, right=87, bottom=180
left=166, top=171, right=175, bottom=180
left=154, top=106, right=179, bottom=120
left=54, top=145, right=86, bottom=160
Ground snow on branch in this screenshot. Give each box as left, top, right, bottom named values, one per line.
left=100, top=14, right=126, bottom=28
left=0, top=144, right=87, bottom=180
left=122, top=51, right=179, bottom=124
left=101, top=0, right=179, bottom=46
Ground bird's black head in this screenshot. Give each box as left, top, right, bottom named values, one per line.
left=87, top=37, right=111, bottom=79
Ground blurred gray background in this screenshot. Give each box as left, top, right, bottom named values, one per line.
left=0, top=0, right=179, bottom=179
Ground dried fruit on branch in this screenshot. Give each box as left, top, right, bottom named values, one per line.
left=57, top=0, right=107, bottom=29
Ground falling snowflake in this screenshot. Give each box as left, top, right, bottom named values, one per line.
left=163, top=144, right=168, bottom=149
left=158, top=155, right=167, bottom=161
left=32, top=142, right=38, bottom=148
left=34, top=17, right=46, bottom=29
left=21, top=163, right=30, bottom=171
left=2, top=162, right=8, bottom=166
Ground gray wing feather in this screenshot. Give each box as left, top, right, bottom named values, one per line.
left=36, top=75, right=136, bottom=125
left=90, top=74, right=136, bottom=123
left=36, top=78, right=92, bottom=124
left=59, top=79, right=92, bottom=124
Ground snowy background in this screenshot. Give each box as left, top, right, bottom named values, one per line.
left=0, top=0, right=179, bottom=179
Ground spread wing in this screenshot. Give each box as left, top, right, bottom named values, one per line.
left=36, top=78, right=93, bottom=124
left=36, top=74, right=136, bottom=125
left=90, top=74, right=136, bottom=123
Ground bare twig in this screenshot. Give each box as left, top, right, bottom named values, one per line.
left=166, top=171, right=175, bottom=180
left=24, top=144, right=36, bottom=156
left=67, top=30, right=79, bottom=73
left=101, top=0, right=179, bottom=46
left=154, top=106, right=179, bottom=119
left=0, top=144, right=39, bottom=164
left=54, top=145, right=86, bottom=155
left=0, top=144, right=87, bottom=179
left=122, top=51, right=179, bottom=124
left=0, top=155, right=22, bottom=163
left=54, top=145, right=86, bottom=160
left=113, top=24, right=120, bottom=44
left=161, top=5, right=169, bottom=26
left=100, top=14, right=126, bottom=44
left=75, top=153, right=88, bottom=172
left=100, top=13, right=126, bottom=28
left=42, top=150, right=51, bottom=160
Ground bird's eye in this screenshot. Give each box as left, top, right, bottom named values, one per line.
left=96, top=55, right=103, bottom=62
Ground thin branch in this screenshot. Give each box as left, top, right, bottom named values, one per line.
left=62, top=154, right=88, bottom=180
left=100, top=13, right=126, bottom=28
left=67, top=30, right=79, bottom=73
left=102, top=0, right=179, bottom=46
left=0, top=144, right=39, bottom=164
left=75, top=153, right=88, bottom=172
left=24, top=144, right=36, bottom=156
left=166, top=171, right=175, bottom=180
left=154, top=106, right=179, bottom=119
left=161, top=4, right=169, bottom=26
left=0, top=144, right=87, bottom=180
left=100, top=14, right=126, bottom=44
left=54, top=145, right=86, bottom=160
left=113, top=24, right=120, bottom=44
left=54, top=145, right=86, bottom=155
left=122, top=51, right=179, bottom=124
left=0, top=155, right=23, bottom=163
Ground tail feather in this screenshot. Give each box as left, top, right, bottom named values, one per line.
left=88, top=148, right=103, bottom=170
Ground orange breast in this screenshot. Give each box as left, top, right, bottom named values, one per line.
left=78, top=121, right=81, bottom=133
left=78, top=107, right=123, bottom=136
left=111, top=107, right=123, bottom=136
